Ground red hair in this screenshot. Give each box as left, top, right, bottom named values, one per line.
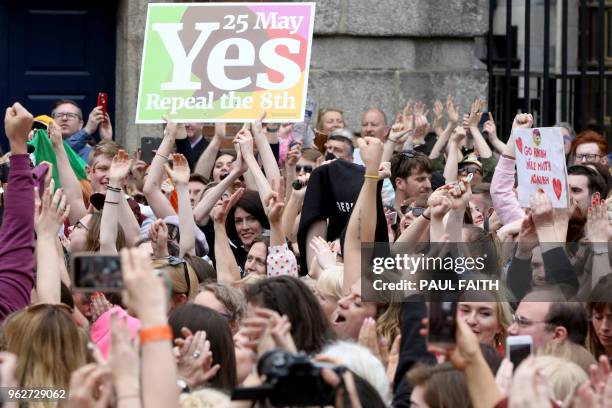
left=570, top=130, right=608, bottom=156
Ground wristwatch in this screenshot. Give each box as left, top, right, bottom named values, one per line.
left=177, top=378, right=190, bottom=393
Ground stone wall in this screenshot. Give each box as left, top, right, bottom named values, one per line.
left=115, top=0, right=489, bottom=150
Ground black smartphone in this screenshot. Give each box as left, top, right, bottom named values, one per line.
left=70, top=253, right=122, bottom=293
left=141, top=137, right=162, bottom=164
left=427, top=301, right=457, bottom=348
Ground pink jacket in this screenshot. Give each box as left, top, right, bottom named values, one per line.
left=90, top=306, right=141, bottom=359
left=490, top=155, right=525, bottom=225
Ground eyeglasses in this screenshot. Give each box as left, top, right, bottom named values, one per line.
left=52, top=112, right=81, bottom=120
left=296, top=164, right=313, bottom=173
left=75, top=220, right=89, bottom=231
left=575, top=153, right=601, bottom=162
left=400, top=206, right=425, bottom=217
left=512, top=314, right=550, bottom=328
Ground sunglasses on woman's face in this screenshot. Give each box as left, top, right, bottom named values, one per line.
left=400, top=206, right=425, bottom=217
left=296, top=164, right=313, bottom=173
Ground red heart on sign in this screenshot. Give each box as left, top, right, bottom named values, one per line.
left=552, top=178, right=562, bottom=200
left=516, top=137, right=523, bottom=154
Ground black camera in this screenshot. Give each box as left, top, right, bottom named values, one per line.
left=231, top=349, right=339, bottom=406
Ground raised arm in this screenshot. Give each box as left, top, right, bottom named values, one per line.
left=443, top=127, right=465, bottom=182
left=482, top=112, right=506, bottom=154
left=164, top=153, right=195, bottom=257
left=282, top=174, right=308, bottom=242
left=35, top=181, right=70, bottom=304
left=383, top=113, right=412, bottom=163
left=343, top=137, right=383, bottom=294
left=100, top=150, right=132, bottom=254
left=0, top=103, right=35, bottom=322
left=264, top=179, right=298, bottom=277
left=430, top=96, right=459, bottom=160
left=194, top=122, right=224, bottom=179
left=142, top=118, right=178, bottom=219
left=234, top=126, right=272, bottom=205
left=466, top=99, right=492, bottom=159
left=193, top=144, right=247, bottom=226
left=49, top=120, right=87, bottom=224
left=121, top=247, right=179, bottom=408
left=212, top=189, right=244, bottom=284
left=250, top=113, right=281, bottom=188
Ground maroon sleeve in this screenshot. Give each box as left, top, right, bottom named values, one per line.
left=0, top=154, right=35, bottom=322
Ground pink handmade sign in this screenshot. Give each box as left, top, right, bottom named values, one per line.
left=514, top=127, right=568, bottom=208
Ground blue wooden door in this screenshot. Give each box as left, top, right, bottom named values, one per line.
left=0, top=0, right=117, bottom=152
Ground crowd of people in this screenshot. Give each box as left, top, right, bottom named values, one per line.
left=0, top=93, right=610, bottom=408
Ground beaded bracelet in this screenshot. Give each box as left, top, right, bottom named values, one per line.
left=106, top=185, right=122, bottom=193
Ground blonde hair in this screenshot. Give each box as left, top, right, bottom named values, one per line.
left=179, top=387, right=230, bottom=408
left=154, top=258, right=199, bottom=301
left=316, top=266, right=343, bottom=301
left=315, top=108, right=344, bottom=134
left=537, top=341, right=595, bottom=374
left=533, top=356, right=588, bottom=403
left=87, top=140, right=121, bottom=167
left=3, top=304, right=89, bottom=407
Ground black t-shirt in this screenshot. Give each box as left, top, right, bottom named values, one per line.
left=297, top=159, right=389, bottom=275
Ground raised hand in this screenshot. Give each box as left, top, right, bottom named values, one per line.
left=529, top=190, right=554, bottom=231
left=285, top=142, right=301, bottom=167
left=233, top=125, right=255, bottom=159
left=450, top=126, right=467, bottom=145
left=109, top=149, right=133, bottom=182
left=428, top=191, right=452, bottom=221
left=483, top=112, right=498, bottom=140
left=512, top=113, right=534, bottom=129
left=358, top=317, right=389, bottom=366
left=90, top=292, right=113, bottom=323
left=162, top=115, right=177, bottom=141
left=48, top=120, right=64, bottom=148
left=446, top=95, right=459, bottom=125
left=99, top=113, right=113, bottom=141
left=149, top=219, right=169, bottom=258
left=587, top=193, right=611, bottom=242
left=309, top=235, right=337, bottom=270
left=5, top=102, right=34, bottom=152
left=467, top=99, right=484, bottom=128
left=250, top=111, right=266, bottom=137
left=508, top=358, right=551, bottom=408
left=164, top=153, right=190, bottom=186
left=120, top=247, right=166, bottom=324
left=67, top=364, right=113, bottom=408
left=414, top=101, right=427, bottom=117
left=231, top=143, right=248, bottom=176
left=356, top=136, right=383, bottom=174
left=214, top=122, right=226, bottom=140
left=402, top=101, right=414, bottom=131
left=291, top=173, right=310, bottom=199
left=433, top=99, right=444, bottom=129
left=108, top=311, right=140, bottom=394
left=84, top=106, right=105, bottom=136
left=388, top=113, right=412, bottom=144
left=175, top=328, right=220, bottom=389
left=34, top=179, right=70, bottom=237
left=516, top=213, right=539, bottom=258
left=265, top=178, right=285, bottom=225
left=211, top=187, right=244, bottom=225
left=448, top=178, right=471, bottom=211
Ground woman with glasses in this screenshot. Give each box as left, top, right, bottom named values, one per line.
left=153, top=257, right=199, bottom=313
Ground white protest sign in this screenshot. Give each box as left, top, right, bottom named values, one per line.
left=514, top=127, right=568, bottom=208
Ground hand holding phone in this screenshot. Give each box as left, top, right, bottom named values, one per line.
left=427, top=301, right=457, bottom=349
left=506, top=335, right=532, bottom=371
left=71, top=253, right=122, bottom=293
left=97, top=92, right=108, bottom=116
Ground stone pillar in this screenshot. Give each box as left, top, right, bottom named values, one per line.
left=115, top=0, right=164, bottom=152
left=309, top=0, right=489, bottom=130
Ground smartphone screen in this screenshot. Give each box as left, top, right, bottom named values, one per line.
left=71, top=254, right=122, bottom=292
left=385, top=211, right=397, bottom=226
left=428, top=301, right=457, bottom=347
left=509, top=342, right=532, bottom=370
left=97, top=92, right=108, bottom=116
left=141, top=137, right=162, bottom=164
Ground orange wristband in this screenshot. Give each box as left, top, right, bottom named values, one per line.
left=139, top=325, right=172, bottom=345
